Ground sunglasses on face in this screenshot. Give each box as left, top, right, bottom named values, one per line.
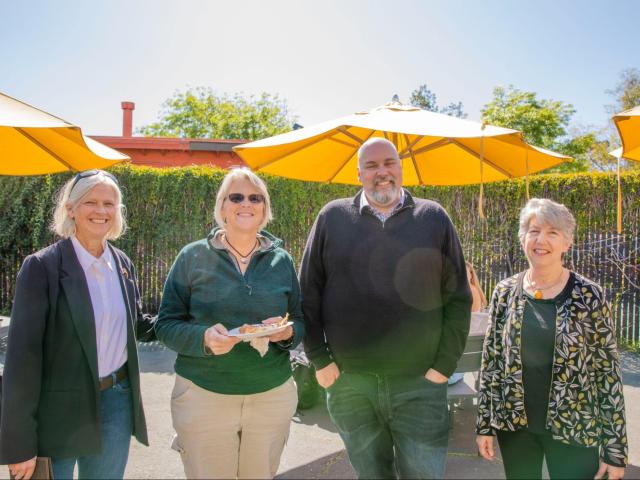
left=227, top=193, right=265, bottom=204
left=70, top=169, right=118, bottom=193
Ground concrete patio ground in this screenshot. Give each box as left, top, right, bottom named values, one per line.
left=1, top=329, right=639, bottom=479
left=125, top=345, right=640, bottom=479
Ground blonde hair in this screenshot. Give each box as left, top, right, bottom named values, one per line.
left=51, top=171, right=126, bottom=240
left=214, top=167, right=273, bottom=231
left=466, top=262, right=488, bottom=309
left=518, top=198, right=576, bottom=244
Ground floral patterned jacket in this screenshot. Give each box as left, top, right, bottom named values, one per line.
left=475, top=271, right=627, bottom=467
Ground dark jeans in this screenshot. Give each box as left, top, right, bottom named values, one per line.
left=52, top=377, right=134, bottom=479
left=326, top=371, right=449, bottom=479
left=497, top=429, right=600, bottom=479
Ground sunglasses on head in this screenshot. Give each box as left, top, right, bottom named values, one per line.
left=227, top=193, right=265, bottom=204
left=70, top=170, right=118, bottom=193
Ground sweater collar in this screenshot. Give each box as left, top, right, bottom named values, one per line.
left=206, top=226, right=281, bottom=252
left=352, top=188, right=414, bottom=211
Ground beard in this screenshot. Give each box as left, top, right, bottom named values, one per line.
left=369, top=177, right=400, bottom=206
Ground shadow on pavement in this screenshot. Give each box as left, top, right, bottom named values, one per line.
left=621, top=351, right=640, bottom=387
left=277, top=450, right=353, bottom=479
left=293, top=403, right=339, bottom=432
left=626, top=465, right=640, bottom=478
left=138, top=343, right=176, bottom=374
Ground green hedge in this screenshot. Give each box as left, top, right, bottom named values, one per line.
left=1, top=166, right=639, bottom=340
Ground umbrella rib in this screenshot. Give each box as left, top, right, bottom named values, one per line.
left=328, top=137, right=361, bottom=149
left=397, top=135, right=424, bottom=158
left=15, top=127, right=76, bottom=171
left=400, top=138, right=450, bottom=158
left=337, top=126, right=367, bottom=145
left=449, top=139, right=513, bottom=178
left=325, top=130, right=375, bottom=183
left=403, top=134, right=424, bottom=185
left=249, top=129, right=348, bottom=170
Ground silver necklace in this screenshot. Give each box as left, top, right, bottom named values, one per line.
left=224, top=235, right=259, bottom=264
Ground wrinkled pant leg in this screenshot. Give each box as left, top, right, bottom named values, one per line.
left=77, top=377, right=133, bottom=479
left=171, top=375, right=242, bottom=479
left=496, top=429, right=544, bottom=479
left=52, top=457, right=76, bottom=480
left=326, top=373, right=395, bottom=479
left=389, top=376, right=449, bottom=479
left=541, top=432, right=600, bottom=480
left=52, top=377, right=134, bottom=480
left=238, top=377, right=298, bottom=479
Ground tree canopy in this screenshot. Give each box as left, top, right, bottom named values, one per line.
left=409, top=84, right=467, bottom=118
left=607, top=68, right=640, bottom=113
left=480, top=86, right=590, bottom=173
left=138, top=87, right=295, bottom=140
left=481, top=85, right=575, bottom=149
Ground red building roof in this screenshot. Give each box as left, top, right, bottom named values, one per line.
left=90, top=102, right=247, bottom=169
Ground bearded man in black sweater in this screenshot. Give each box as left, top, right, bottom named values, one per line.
left=300, top=137, right=472, bottom=479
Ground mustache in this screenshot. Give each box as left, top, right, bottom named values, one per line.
left=374, top=176, right=395, bottom=186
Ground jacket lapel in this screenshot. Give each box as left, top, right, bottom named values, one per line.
left=59, top=238, right=99, bottom=382
left=109, top=245, right=140, bottom=374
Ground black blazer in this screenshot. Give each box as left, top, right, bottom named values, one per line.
left=0, top=238, right=156, bottom=464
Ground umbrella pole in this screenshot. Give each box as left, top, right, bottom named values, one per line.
left=525, top=146, right=530, bottom=200
left=617, top=154, right=622, bottom=235
left=478, top=125, right=486, bottom=219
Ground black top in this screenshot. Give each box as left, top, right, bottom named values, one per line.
left=522, top=272, right=575, bottom=434
left=299, top=190, right=472, bottom=376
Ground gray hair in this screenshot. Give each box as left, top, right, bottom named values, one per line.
left=518, top=198, right=576, bottom=244
left=214, top=167, right=273, bottom=231
left=357, top=137, right=399, bottom=167
left=51, top=171, right=126, bottom=240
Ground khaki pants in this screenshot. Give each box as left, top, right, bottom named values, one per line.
left=171, top=375, right=298, bottom=479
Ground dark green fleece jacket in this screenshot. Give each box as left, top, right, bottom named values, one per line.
left=155, top=228, right=304, bottom=394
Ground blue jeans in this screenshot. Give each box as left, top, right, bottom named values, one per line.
left=326, top=371, right=449, bottom=479
left=52, top=377, right=134, bottom=479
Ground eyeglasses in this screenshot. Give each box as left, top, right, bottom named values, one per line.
left=227, top=193, right=265, bottom=204
left=70, top=170, right=118, bottom=193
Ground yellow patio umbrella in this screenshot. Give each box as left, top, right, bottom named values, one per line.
left=0, top=91, right=129, bottom=175
left=609, top=107, right=640, bottom=233
left=235, top=102, right=569, bottom=217
left=613, top=105, right=640, bottom=161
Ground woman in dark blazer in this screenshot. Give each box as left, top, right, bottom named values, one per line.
left=0, top=170, right=155, bottom=480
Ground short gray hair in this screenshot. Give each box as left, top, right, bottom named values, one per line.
left=214, top=167, right=273, bottom=231
left=518, top=198, right=576, bottom=244
left=357, top=137, right=399, bottom=167
left=51, top=170, right=126, bottom=240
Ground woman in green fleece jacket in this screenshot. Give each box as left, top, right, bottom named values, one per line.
left=155, top=168, right=304, bottom=480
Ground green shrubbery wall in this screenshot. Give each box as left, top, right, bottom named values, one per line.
left=1, top=166, right=638, bottom=340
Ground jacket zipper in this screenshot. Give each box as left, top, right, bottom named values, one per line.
left=225, top=249, right=269, bottom=297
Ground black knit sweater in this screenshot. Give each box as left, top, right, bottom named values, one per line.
left=300, top=190, right=472, bottom=376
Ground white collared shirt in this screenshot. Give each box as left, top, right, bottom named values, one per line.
left=71, top=236, right=128, bottom=377
left=359, top=189, right=406, bottom=222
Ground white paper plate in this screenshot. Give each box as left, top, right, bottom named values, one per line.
left=227, top=321, right=293, bottom=340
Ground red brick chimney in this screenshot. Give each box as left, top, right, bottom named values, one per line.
left=121, top=101, right=135, bottom=137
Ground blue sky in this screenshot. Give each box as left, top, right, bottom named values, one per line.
left=1, top=0, right=638, bottom=136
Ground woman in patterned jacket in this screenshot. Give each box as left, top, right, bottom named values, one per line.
left=475, top=198, right=627, bottom=480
